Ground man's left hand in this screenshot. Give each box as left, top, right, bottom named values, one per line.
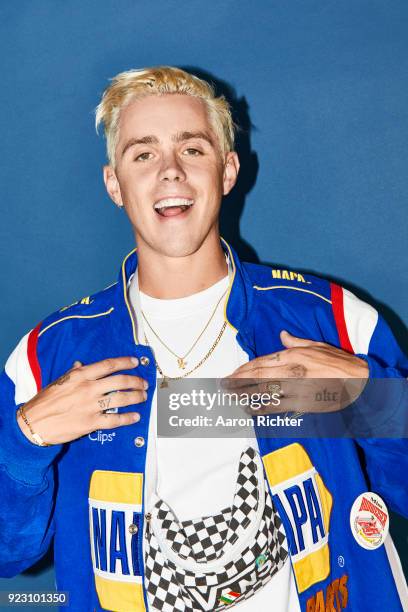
left=221, top=330, right=369, bottom=414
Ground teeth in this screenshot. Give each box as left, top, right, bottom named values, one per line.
left=154, top=198, right=194, bottom=210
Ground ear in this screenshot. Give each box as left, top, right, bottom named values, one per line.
left=222, top=151, right=240, bottom=196
left=103, top=165, right=124, bottom=207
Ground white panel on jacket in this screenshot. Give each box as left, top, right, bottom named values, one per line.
left=4, top=331, right=38, bottom=405
left=342, top=288, right=378, bottom=354
left=344, top=289, right=408, bottom=608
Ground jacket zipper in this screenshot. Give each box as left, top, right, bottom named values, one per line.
left=145, top=512, right=152, bottom=538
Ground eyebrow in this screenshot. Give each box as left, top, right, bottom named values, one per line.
left=121, top=135, right=159, bottom=158
left=173, top=130, right=214, bottom=146
left=121, top=130, right=214, bottom=159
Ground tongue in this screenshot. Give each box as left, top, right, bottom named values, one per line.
left=158, top=206, right=186, bottom=217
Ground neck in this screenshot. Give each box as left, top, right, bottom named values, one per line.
left=137, top=236, right=228, bottom=299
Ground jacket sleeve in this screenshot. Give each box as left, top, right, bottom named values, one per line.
left=331, top=285, right=408, bottom=517
left=0, top=329, right=63, bottom=577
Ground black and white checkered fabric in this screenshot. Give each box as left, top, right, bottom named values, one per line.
left=145, top=447, right=288, bottom=611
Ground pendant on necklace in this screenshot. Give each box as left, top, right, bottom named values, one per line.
left=177, top=357, right=187, bottom=370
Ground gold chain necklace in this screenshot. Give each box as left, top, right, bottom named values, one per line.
left=141, top=288, right=228, bottom=370
left=144, top=320, right=227, bottom=388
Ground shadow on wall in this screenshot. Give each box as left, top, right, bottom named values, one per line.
left=183, top=66, right=260, bottom=265
left=186, top=66, right=408, bottom=353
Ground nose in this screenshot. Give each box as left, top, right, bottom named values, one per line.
left=158, top=151, right=186, bottom=182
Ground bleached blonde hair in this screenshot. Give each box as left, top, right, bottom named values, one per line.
left=95, top=66, right=235, bottom=168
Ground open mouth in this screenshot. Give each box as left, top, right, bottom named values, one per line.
left=153, top=197, right=194, bottom=218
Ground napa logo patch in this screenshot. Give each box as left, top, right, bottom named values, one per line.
left=272, top=269, right=311, bottom=284
left=88, top=470, right=146, bottom=611
left=262, top=444, right=332, bottom=593
left=59, top=296, right=94, bottom=312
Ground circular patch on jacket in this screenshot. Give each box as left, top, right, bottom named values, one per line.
left=350, top=492, right=389, bottom=550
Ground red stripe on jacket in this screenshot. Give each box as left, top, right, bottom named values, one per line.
left=27, top=323, right=42, bottom=391
left=330, top=283, right=354, bottom=354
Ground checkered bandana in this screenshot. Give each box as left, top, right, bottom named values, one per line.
left=145, top=447, right=288, bottom=611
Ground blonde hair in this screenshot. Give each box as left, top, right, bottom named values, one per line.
left=95, top=66, right=235, bottom=168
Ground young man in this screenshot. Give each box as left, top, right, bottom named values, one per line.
left=0, top=67, right=406, bottom=611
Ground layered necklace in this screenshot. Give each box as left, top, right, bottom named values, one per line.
left=141, top=287, right=229, bottom=388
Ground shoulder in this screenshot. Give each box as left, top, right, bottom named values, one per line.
left=243, top=261, right=332, bottom=306
left=37, top=281, right=118, bottom=341
left=243, top=261, right=380, bottom=354
left=24, top=281, right=118, bottom=371
left=4, top=280, right=120, bottom=396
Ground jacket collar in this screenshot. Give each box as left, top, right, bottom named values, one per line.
left=112, top=238, right=254, bottom=349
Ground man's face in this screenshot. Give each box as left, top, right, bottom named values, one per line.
left=104, top=94, right=239, bottom=257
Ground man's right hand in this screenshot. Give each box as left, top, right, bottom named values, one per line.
left=16, top=357, right=147, bottom=446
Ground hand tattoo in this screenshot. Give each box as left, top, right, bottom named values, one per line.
left=49, top=372, right=71, bottom=387
left=98, top=397, right=112, bottom=411
left=289, top=364, right=307, bottom=378
left=57, top=373, right=70, bottom=385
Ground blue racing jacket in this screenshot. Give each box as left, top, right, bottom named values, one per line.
left=0, top=240, right=407, bottom=611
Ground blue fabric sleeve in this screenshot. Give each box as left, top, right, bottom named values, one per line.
left=0, top=370, right=62, bottom=577
left=353, top=313, right=408, bottom=517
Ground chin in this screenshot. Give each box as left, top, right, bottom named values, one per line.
left=158, top=244, right=199, bottom=258
left=156, top=235, right=204, bottom=258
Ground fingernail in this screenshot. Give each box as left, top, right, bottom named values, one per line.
left=143, top=380, right=149, bottom=390
left=131, top=357, right=138, bottom=365
left=133, top=413, right=140, bottom=422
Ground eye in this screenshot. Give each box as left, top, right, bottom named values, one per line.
left=135, top=151, right=153, bottom=161
left=183, top=148, right=202, bottom=156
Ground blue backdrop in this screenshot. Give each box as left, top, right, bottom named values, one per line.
left=0, top=0, right=407, bottom=603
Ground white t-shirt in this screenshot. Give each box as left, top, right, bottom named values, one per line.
left=128, top=272, right=300, bottom=611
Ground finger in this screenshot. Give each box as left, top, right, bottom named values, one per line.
left=221, top=376, right=262, bottom=390
left=247, top=390, right=314, bottom=414
left=280, top=330, right=320, bottom=349
left=228, top=353, right=286, bottom=377
left=80, top=357, right=138, bottom=381
left=96, top=411, right=142, bottom=430
left=244, top=394, right=301, bottom=416
left=226, top=381, right=285, bottom=397
left=95, top=390, right=147, bottom=413
left=97, top=374, right=148, bottom=393
left=223, top=364, right=303, bottom=383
